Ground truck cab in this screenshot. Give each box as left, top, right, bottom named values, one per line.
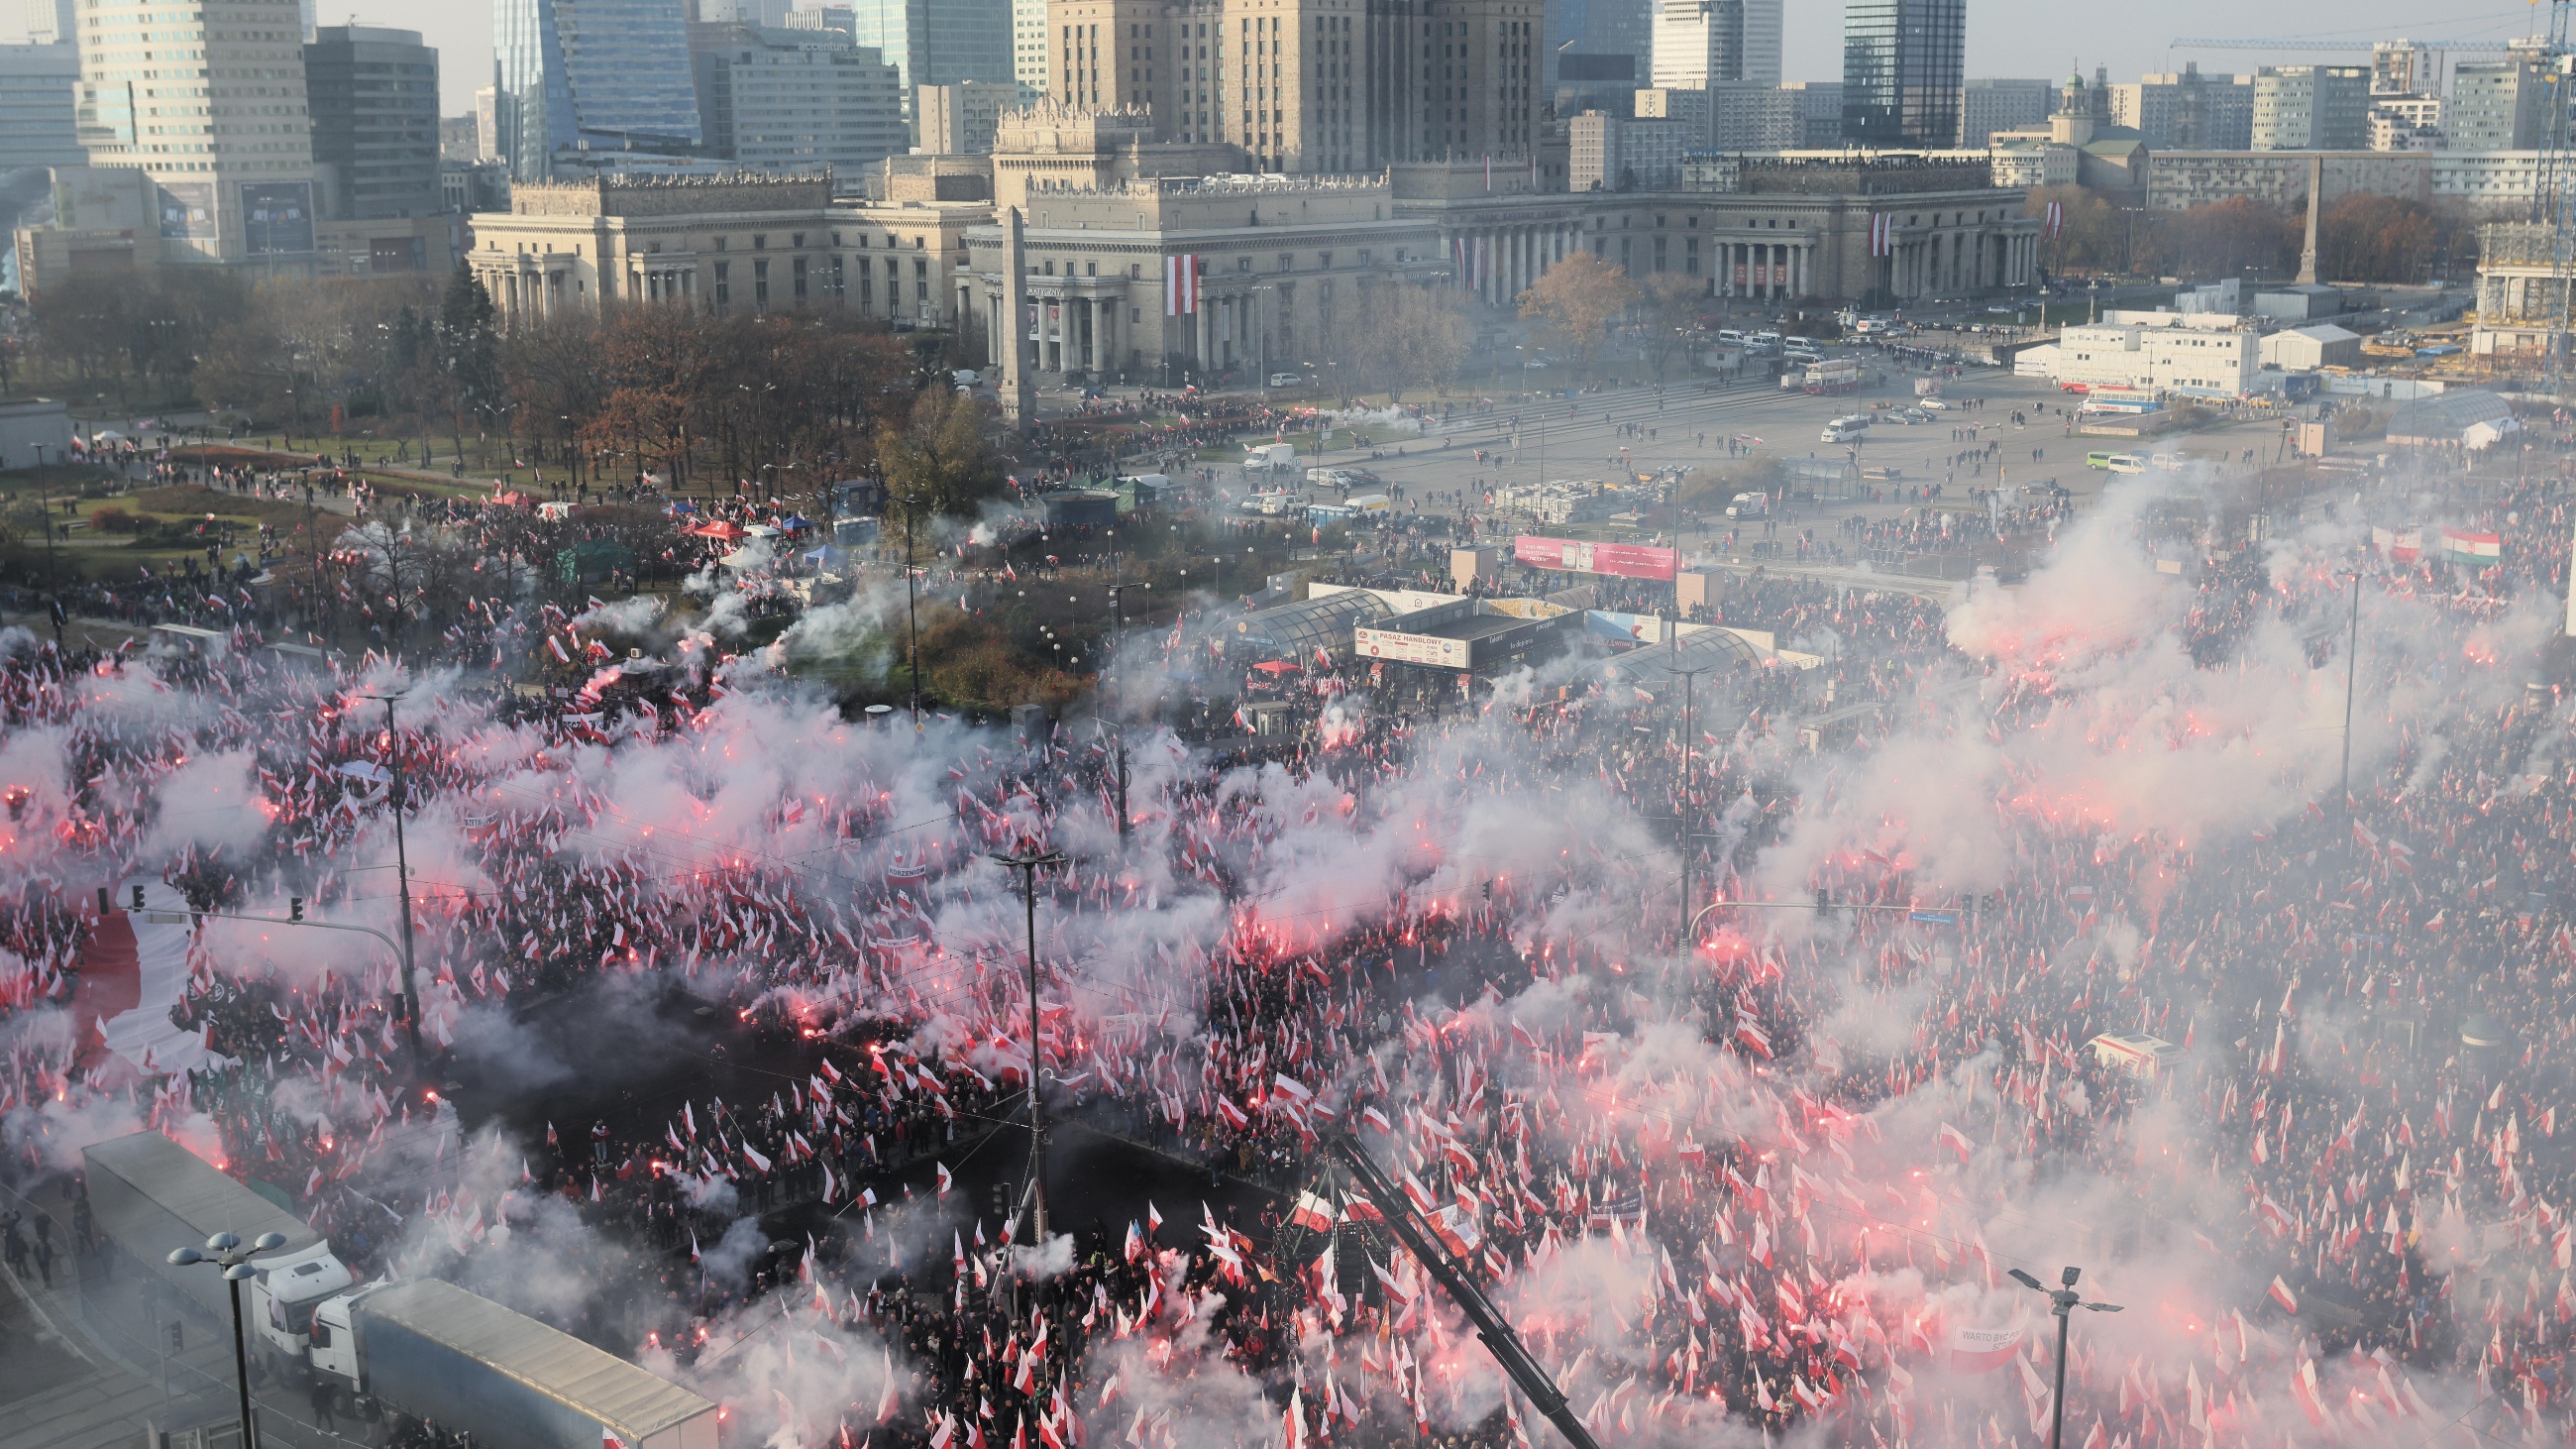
left=307, top=1287, right=368, bottom=1386
left=253, top=1240, right=357, bottom=1365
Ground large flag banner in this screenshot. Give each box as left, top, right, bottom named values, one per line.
left=1165, top=254, right=1201, bottom=315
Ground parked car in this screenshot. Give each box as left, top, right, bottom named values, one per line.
left=1268, top=373, right=1308, bottom=388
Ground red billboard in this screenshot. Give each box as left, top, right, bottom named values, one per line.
left=1514, top=536, right=1678, bottom=582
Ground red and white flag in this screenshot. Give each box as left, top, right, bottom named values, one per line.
left=1165, top=255, right=1201, bottom=315
left=1937, top=1123, right=1974, bottom=1164
left=2268, top=1276, right=2301, bottom=1315
left=1290, top=1192, right=1336, bottom=1234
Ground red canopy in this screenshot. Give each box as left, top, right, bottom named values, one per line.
left=1249, top=659, right=1302, bottom=675
left=689, top=519, right=750, bottom=540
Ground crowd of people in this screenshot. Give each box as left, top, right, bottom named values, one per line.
left=0, top=434, right=2571, bottom=1449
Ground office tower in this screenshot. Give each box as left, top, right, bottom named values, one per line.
left=305, top=26, right=442, bottom=220
left=1044, top=0, right=1546, bottom=175
left=1012, top=0, right=1049, bottom=98
left=849, top=0, right=1013, bottom=96
left=2108, top=64, right=2252, bottom=150
left=2250, top=65, right=2369, bottom=150
left=23, top=0, right=73, bottom=45
left=689, top=22, right=907, bottom=171
left=1841, top=0, right=1964, bottom=148
left=0, top=40, right=79, bottom=167
left=475, top=85, right=504, bottom=162
left=783, top=4, right=858, bottom=42
left=495, top=0, right=704, bottom=179
left=1650, top=0, right=1779, bottom=90
left=917, top=78, right=1017, bottom=153
left=1958, top=77, right=2047, bottom=147
left=1582, top=0, right=1650, bottom=70
left=76, top=0, right=318, bottom=261
left=2448, top=58, right=2546, bottom=151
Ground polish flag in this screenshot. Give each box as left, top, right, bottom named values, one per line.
left=1944, top=1322, right=2025, bottom=1374
left=1290, top=1192, right=1336, bottom=1234
left=1165, top=255, right=1201, bottom=315
left=937, top=1162, right=953, bottom=1199
left=2289, top=1360, right=2327, bottom=1427
left=2268, top=1277, right=2301, bottom=1315
left=1937, top=1123, right=1974, bottom=1164
left=1359, top=1105, right=1394, bottom=1134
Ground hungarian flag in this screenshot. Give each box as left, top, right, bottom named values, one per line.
left=1164, top=255, right=1201, bottom=316
left=2438, top=527, right=2501, bottom=567
left=1290, top=1192, right=1336, bottom=1234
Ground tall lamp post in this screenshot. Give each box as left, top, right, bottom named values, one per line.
left=2006, top=1266, right=2124, bottom=1449
left=2336, top=568, right=2361, bottom=847
left=1671, top=665, right=1704, bottom=947
left=991, top=848, right=1066, bottom=1241
left=361, top=694, right=423, bottom=1059
left=169, top=1230, right=289, bottom=1449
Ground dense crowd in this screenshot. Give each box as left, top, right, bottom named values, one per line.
left=0, top=444, right=2571, bottom=1449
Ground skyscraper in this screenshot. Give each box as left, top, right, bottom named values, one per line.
left=1649, top=0, right=1780, bottom=91
left=1840, top=0, right=1964, bottom=148
left=688, top=22, right=907, bottom=172
left=495, top=0, right=705, bottom=178
left=305, top=26, right=442, bottom=220
left=75, top=0, right=319, bottom=262
left=847, top=0, right=1013, bottom=97
left=1042, top=0, right=1547, bottom=176
left=23, top=0, right=74, bottom=46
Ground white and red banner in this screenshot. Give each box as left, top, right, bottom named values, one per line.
left=1165, top=254, right=1201, bottom=315
left=2045, top=200, right=2063, bottom=238
left=1870, top=213, right=1894, bottom=258
left=1514, top=535, right=1678, bottom=582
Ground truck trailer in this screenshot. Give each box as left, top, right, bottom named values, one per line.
left=311, top=1279, right=717, bottom=1449
left=83, top=1131, right=355, bottom=1373
left=85, top=1133, right=717, bottom=1449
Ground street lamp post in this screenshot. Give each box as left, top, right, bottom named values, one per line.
left=361, top=694, right=423, bottom=1059
left=2006, top=1266, right=2124, bottom=1449
left=990, top=848, right=1066, bottom=1241
left=168, top=1230, right=289, bottom=1449
left=1671, top=666, right=1704, bottom=947
left=2337, top=568, right=2361, bottom=844
left=1104, top=579, right=1149, bottom=839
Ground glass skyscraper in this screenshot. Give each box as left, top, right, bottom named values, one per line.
left=1841, top=0, right=1964, bottom=148
left=848, top=0, right=1013, bottom=97
left=496, top=0, right=704, bottom=178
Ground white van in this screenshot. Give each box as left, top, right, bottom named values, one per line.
left=1822, top=419, right=1868, bottom=444
left=1267, top=373, right=1307, bottom=388
left=1715, top=329, right=1746, bottom=345
left=1725, top=491, right=1771, bottom=519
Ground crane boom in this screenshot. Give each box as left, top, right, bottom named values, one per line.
left=1328, top=1135, right=1603, bottom=1449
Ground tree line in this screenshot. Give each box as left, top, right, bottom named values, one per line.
left=2025, top=186, right=2486, bottom=285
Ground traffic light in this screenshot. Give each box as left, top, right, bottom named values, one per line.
left=1813, top=887, right=1834, bottom=921
left=165, top=1321, right=184, bottom=1353
left=289, top=897, right=305, bottom=922
left=130, top=885, right=147, bottom=910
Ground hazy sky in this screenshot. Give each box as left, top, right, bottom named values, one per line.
left=5, top=1, right=2545, bottom=117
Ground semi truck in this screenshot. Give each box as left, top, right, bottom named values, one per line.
left=84, top=1130, right=355, bottom=1375
left=84, top=1131, right=718, bottom=1449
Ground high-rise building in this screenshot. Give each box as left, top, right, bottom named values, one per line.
left=1011, top=0, right=1049, bottom=99
left=1580, top=0, right=1651, bottom=72
left=848, top=0, right=1013, bottom=97
left=2250, top=65, right=2369, bottom=151
left=304, top=26, right=442, bottom=221
left=1649, top=0, right=1779, bottom=91
left=2107, top=65, right=2252, bottom=150
left=2448, top=58, right=2546, bottom=152
left=1958, top=77, right=2048, bottom=148
left=495, top=0, right=705, bottom=179
left=916, top=78, right=1017, bottom=153
left=22, top=0, right=73, bottom=46
left=1043, top=0, right=1548, bottom=176
left=690, top=22, right=907, bottom=172
left=76, top=0, right=319, bottom=263
left=784, top=5, right=859, bottom=43
left=475, top=85, right=504, bottom=163
left=2369, top=40, right=2439, bottom=97
left=1841, top=0, right=1965, bottom=148
left=0, top=41, right=78, bottom=168
left=1783, top=80, right=1844, bottom=146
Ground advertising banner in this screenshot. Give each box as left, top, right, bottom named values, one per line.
left=1354, top=627, right=1467, bottom=668
left=239, top=181, right=314, bottom=255
left=1514, top=536, right=1678, bottom=582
